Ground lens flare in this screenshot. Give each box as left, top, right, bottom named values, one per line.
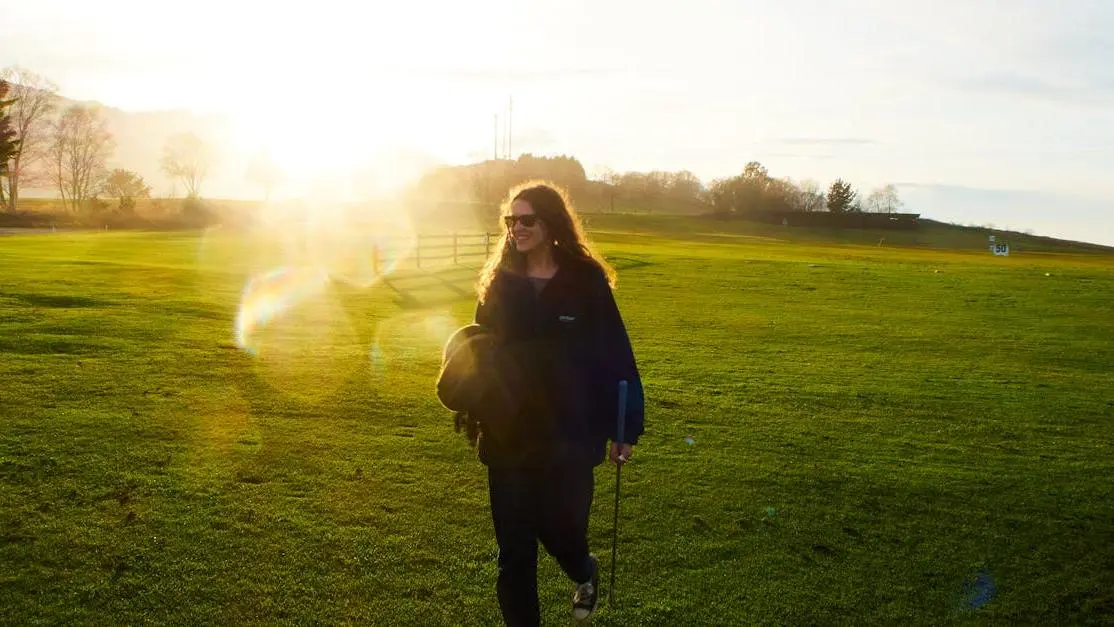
left=234, top=266, right=365, bottom=403
left=231, top=195, right=430, bottom=402
left=248, top=198, right=419, bottom=288
left=367, top=311, right=462, bottom=387
left=368, top=340, right=387, bottom=384
left=235, top=266, right=330, bottom=354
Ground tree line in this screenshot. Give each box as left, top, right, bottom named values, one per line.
left=3, top=65, right=906, bottom=220
left=0, top=67, right=218, bottom=218
left=706, top=162, right=903, bottom=215
left=411, top=156, right=904, bottom=216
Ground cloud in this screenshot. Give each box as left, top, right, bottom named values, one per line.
left=755, top=138, right=875, bottom=164
left=765, top=137, right=877, bottom=147
left=390, top=67, right=614, bottom=85
left=948, top=70, right=1114, bottom=108
left=894, top=182, right=1056, bottom=200
left=761, top=153, right=837, bottom=161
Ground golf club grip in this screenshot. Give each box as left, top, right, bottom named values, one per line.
left=617, top=380, right=628, bottom=442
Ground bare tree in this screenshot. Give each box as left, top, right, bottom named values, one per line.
left=767, top=177, right=802, bottom=212
left=799, top=179, right=827, bottom=212
left=587, top=166, right=619, bottom=212
left=246, top=150, right=283, bottom=202
left=588, top=165, right=615, bottom=183
left=864, top=184, right=903, bottom=213
left=666, top=170, right=704, bottom=204
left=48, top=104, right=115, bottom=212
left=161, top=133, right=214, bottom=198
left=0, top=67, right=59, bottom=212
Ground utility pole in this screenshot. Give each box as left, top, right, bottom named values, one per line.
left=493, top=114, right=499, bottom=160
left=507, top=96, right=513, bottom=160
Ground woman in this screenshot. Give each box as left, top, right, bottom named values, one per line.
left=473, top=182, right=644, bottom=626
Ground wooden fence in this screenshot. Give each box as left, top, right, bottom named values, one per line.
left=372, top=232, right=496, bottom=275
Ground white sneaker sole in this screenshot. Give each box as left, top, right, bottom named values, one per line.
left=573, top=594, right=599, bottom=620
left=573, top=556, right=599, bottom=620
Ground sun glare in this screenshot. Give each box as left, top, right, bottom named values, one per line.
left=233, top=106, right=387, bottom=199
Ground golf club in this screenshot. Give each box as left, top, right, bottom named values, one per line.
left=610, top=379, right=628, bottom=606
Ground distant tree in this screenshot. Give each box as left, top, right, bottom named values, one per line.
left=645, top=171, right=675, bottom=213
left=827, top=179, right=856, bottom=213
left=741, top=161, right=768, bottom=180
left=246, top=150, right=283, bottom=202
left=589, top=166, right=619, bottom=212
left=799, top=179, right=826, bottom=212
left=589, top=165, right=615, bottom=184
left=48, top=104, right=114, bottom=212
left=665, top=170, right=704, bottom=203
left=0, top=81, right=18, bottom=185
left=766, top=177, right=802, bottom=212
left=704, top=162, right=776, bottom=215
left=736, top=161, right=772, bottom=213
left=864, top=184, right=903, bottom=213
left=0, top=67, right=59, bottom=212
left=645, top=171, right=669, bottom=200
left=102, top=168, right=150, bottom=212
left=617, top=171, right=648, bottom=200
left=707, top=177, right=736, bottom=216
left=514, top=153, right=587, bottom=190
left=161, top=132, right=214, bottom=198
left=426, top=153, right=593, bottom=208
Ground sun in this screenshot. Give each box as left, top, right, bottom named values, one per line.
left=233, top=105, right=383, bottom=199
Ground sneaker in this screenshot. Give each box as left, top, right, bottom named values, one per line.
left=572, top=554, right=600, bottom=620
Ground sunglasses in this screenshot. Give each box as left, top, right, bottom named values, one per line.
left=503, top=214, right=541, bottom=229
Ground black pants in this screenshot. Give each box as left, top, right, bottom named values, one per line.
left=487, top=455, right=596, bottom=627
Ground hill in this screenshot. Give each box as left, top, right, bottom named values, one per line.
left=576, top=213, right=1114, bottom=255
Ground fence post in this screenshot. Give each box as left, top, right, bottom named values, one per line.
left=453, top=233, right=458, bottom=265
left=372, top=244, right=380, bottom=276
left=484, top=232, right=491, bottom=258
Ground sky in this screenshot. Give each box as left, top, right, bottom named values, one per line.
left=1, top=0, right=1111, bottom=245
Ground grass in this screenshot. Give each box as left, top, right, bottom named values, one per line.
left=1, top=219, right=1113, bottom=624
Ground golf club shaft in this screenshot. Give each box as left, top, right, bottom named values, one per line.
left=610, top=380, right=628, bottom=605
left=610, top=462, right=621, bottom=602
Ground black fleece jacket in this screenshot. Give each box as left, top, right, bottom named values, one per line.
left=473, top=250, right=645, bottom=468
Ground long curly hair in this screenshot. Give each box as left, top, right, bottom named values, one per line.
left=477, top=181, right=616, bottom=302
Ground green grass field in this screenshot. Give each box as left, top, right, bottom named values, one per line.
left=2, top=219, right=1113, bottom=625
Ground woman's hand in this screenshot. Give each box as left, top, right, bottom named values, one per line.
left=610, top=442, right=633, bottom=465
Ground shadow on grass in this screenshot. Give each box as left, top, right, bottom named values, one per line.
left=6, top=292, right=114, bottom=309
left=0, top=336, right=107, bottom=355
left=608, top=256, right=655, bottom=271
left=380, top=265, right=481, bottom=310
left=227, top=346, right=384, bottom=424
